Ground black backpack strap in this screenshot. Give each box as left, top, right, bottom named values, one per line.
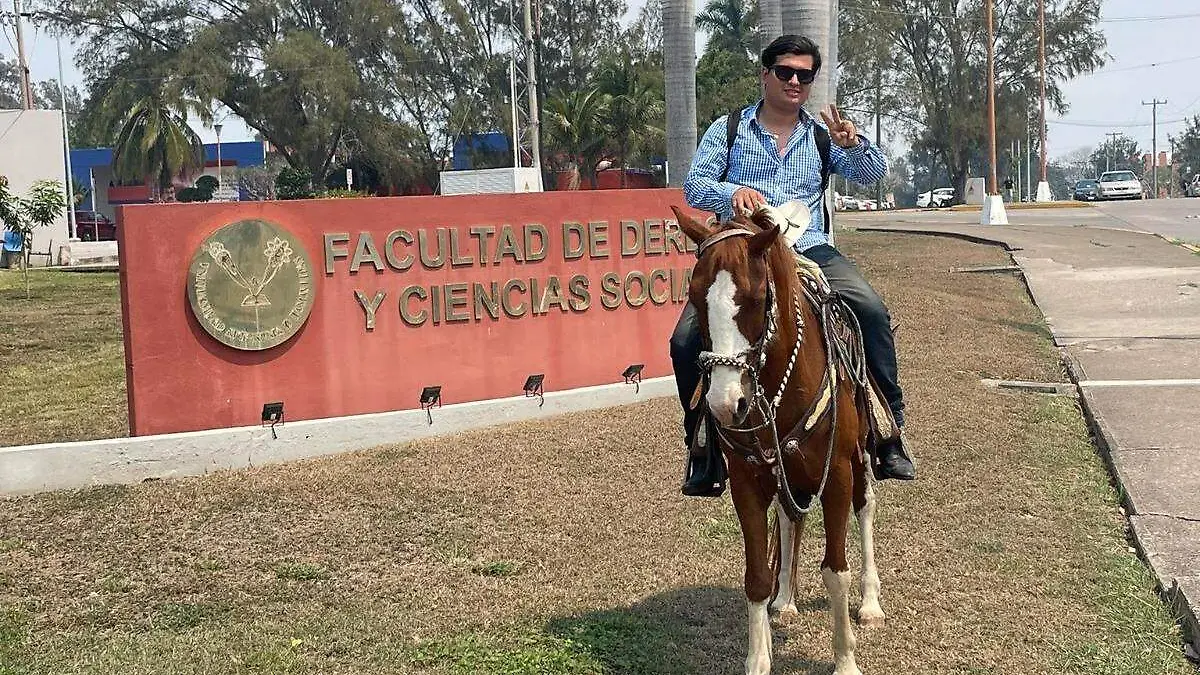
left=719, top=107, right=743, bottom=183
left=813, top=122, right=833, bottom=233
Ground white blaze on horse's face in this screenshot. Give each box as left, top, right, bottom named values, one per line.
left=706, top=270, right=753, bottom=425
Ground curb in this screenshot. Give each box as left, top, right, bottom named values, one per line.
left=947, top=202, right=1093, bottom=212
left=853, top=223, right=1200, bottom=657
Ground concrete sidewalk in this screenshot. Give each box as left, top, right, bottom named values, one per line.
left=846, top=215, right=1200, bottom=656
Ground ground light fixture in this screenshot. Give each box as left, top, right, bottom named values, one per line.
left=261, top=401, right=284, bottom=439
left=622, top=364, right=644, bottom=393
left=420, top=386, right=442, bottom=424
left=523, top=373, right=545, bottom=407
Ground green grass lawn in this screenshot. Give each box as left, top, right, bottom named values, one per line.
left=0, top=269, right=127, bottom=446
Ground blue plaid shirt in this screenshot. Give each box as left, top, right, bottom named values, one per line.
left=683, top=102, right=888, bottom=253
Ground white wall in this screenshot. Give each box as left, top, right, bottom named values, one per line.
left=0, top=110, right=70, bottom=265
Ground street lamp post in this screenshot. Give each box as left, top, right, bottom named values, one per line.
left=214, top=123, right=223, bottom=200
left=981, top=0, right=1008, bottom=224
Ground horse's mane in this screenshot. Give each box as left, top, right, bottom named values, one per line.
left=713, top=212, right=801, bottom=304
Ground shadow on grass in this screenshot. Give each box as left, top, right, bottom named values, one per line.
left=410, top=585, right=834, bottom=675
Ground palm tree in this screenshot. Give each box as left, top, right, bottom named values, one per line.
left=596, top=59, right=666, bottom=187
left=543, top=88, right=610, bottom=190
left=664, top=0, right=697, bottom=187
left=785, top=0, right=832, bottom=114
left=759, top=0, right=782, bottom=45
left=696, top=0, right=761, bottom=58
left=111, top=95, right=205, bottom=199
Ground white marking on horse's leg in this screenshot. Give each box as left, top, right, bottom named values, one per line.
left=706, top=271, right=751, bottom=425
left=770, top=502, right=798, bottom=615
left=822, top=566, right=862, bottom=675
left=857, top=480, right=885, bottom=628
left=745, top=598, right=772, bottom=675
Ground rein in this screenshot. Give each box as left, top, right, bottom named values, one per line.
left=693, top=227, right=862, bottom=521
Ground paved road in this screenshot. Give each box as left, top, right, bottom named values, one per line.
left=842, top=203, right=1200, bottom=658
left=857, top=198, right=1200, bottom=244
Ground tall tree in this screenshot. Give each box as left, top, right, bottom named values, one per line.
left=1088, top=135, right=1142, bottom=178
left=696, top=0, right=760, bottom=58
left=695, top=49, right=760, bottom=128
left=537, top=0, right=628, bottom=90
left=663, top=0, right=697, bottom=186
left=110, top=94, right=206, bottom=194
left=1170, top=116, right=1200, bottom=181
left=595, top=55, right=666, bottom=186
left=543, top=88, right=609, bottom=189
left=839, top=0, right=1106, bottom=201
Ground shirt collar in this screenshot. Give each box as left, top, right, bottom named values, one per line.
left=747, top=99, right=814, bottom=133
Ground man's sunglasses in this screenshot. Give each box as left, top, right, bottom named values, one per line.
left=769, top=65, right=817, bottom=84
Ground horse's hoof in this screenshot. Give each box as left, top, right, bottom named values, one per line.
left=857, top=609, right=886, bottom=628
left=770, top=602, right=799, bottom=617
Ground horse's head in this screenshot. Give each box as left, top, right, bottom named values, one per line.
left=671, top=206, right=783, bottom=427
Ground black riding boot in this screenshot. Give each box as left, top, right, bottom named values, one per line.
left=681, top=412, right=727, bottom=497
left=672, top=303, right=727, bottom=498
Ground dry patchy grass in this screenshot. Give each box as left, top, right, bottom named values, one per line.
left=0, top=233, right=1192, bottom=675
left=0, top=269, right=126, bottom=446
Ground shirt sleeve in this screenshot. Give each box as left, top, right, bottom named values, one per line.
left=829, top=132, right=889, bottom=186
left=683, top=116, right=741, bottom=213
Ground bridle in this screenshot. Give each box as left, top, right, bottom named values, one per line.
left=692, top=225, right=845, bottom=520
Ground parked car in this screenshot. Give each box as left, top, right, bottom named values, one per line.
left=1097, top=171, right=1143, bottom=200
left=74, top=211, right=116, bottom=241
left=841, top=196, right=861, bottom=211
left=859, top=199, right=878, bottom=211
left=917, top=187, right=955, bottom=208
left=1073, top=179, right=1100, bottom=201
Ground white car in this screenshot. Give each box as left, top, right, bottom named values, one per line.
left=841, top=196, right=860, bottom=211
left=917, top=187, right=955, bottom=208
left=1097, top=171, right=1143, bottom=200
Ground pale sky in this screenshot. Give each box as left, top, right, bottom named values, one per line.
left=6, top=1, right=1199, bottom=160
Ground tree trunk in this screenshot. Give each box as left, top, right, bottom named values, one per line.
left=760, top=0, right=783, bottom=44
left=786, top=0, right=832, bottom=115
left=664, top=0, right=697, bottom=187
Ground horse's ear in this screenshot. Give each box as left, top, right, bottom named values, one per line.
left=670, top=205, right=714, bottom=245
left=748, top=224, right=780, bottom=258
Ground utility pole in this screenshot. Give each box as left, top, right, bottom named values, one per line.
left=522, top=0, right=541, bottom=173
left=57, top=38, right=77, bottom=240
left=1035, top=0, right=1051, bottom=201
left=1143, top=99, right=1167, bottom=198
left=1105, top=132, right=1121, bottom=172
left=875, top=64, right=883, bottom=207
left=14, top=0, right=34, bottom=110
left=981, top=0, right=1007, bottom=224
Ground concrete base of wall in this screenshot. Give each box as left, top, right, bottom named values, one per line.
left=59, top=241, right=119, bottom=266
left=0, top=376, right=678, bottom=496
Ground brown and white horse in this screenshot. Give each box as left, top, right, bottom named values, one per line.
left=671, top=205, right=884, bottom=675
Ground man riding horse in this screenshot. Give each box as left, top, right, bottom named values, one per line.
left=672, top=34, right=917, bottom=497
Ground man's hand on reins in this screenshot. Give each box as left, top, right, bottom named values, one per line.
left=820, top=105, right=861, bottom=149
left=732, top=187, right=767, bottom=217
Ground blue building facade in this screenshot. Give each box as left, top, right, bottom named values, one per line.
left=70, top=140, right=267, bottom=217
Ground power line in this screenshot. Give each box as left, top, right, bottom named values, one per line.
left=841, top=3, right=1200, bottom=24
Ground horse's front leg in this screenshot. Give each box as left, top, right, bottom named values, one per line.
left=729, top=460, right=775, bottom=675
left=853, top=459, right=885, bottom=628
left=822, top=460, right=863, bottom=675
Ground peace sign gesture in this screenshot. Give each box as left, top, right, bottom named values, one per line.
left=819, top=105, right=860, bottom=149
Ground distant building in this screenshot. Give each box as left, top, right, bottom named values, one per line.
left=70, top=141, right=267, bottom=223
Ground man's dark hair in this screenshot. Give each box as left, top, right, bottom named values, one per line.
left=760, top=34, right=822, bottom=73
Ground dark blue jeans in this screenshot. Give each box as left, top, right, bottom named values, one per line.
left=669, top=243, right=904, bottom=446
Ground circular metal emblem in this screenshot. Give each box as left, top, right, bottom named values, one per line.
left=186, top=219, right=315, bottom=351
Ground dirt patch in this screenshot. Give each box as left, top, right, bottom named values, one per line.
left=0, top=233, right=1191, bottom=674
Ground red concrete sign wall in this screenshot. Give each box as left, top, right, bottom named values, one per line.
left=118, top=189, right=706, bottom=436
